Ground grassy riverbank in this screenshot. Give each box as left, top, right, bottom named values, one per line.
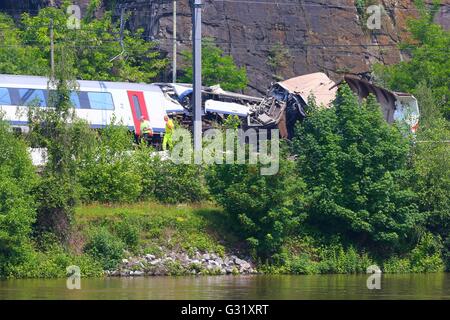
left=7, top=202, right=236, bottom=278
left=5, top=202, right=445, bottom=279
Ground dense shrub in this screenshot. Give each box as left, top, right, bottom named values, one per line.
left=293, top=85, right=423, bottom=256
left=412, top=118, right=450, bottom=269
left=133, top=144, right=208, bottom=204
left=83, top=227, right=125, bottom=270
left=383, top=233, right=445, bottom=273
left=207, top=146, right=306, bottom=258
left=150, top=160, right=208, bottom=204
left=78, top=124, right=142, bottom=203
left=6, top=243, right=103, bottom=278
left=114, top=214, right=141, bottom=250
left=0, top=121, right=37, bottom=275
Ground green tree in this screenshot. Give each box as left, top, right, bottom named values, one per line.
left=374, top=0, right=449, bottom=119
left=28, top=42, right=95, bottom=239
left=206, top=145, right=305, bottom=258
left=181, top=39, right=248, bottom=91
left=0, top=3, right=167, bottom=83
left=0, top=14, right=48, bottom=75
left=0, top=120, right=37, bottom=275
left=293, top=85, right=423, bottom=255
left=413, top=118, right=450, bottom=268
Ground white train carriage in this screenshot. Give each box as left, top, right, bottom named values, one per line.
left=0, top=74, right=185, bottom=136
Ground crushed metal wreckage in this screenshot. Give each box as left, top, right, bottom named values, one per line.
left=155, top=72, right=419, bottom=139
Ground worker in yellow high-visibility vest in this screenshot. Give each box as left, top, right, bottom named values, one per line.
left=163, top=115, right=174, bottom=151
left=139, top=116, right=153, bottom=146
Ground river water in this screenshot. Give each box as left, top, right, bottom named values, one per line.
left=1, top=274, right=450, bottom=300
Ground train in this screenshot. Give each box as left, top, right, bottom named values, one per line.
left=0, top=74, right=262, bottom=142
left=0, top=73, right=420, bottom=146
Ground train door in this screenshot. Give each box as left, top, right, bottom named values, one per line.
left=127, top=91, right=149, bottom=135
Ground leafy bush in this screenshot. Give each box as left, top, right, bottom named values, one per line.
left=409, top=233, right=444, bottom=273
left=0, top=121, right=37, bottom=276
left=207, top=146, right=306, bottom=258
left=383, top=233, right=444, bottom=273
left=293, top=85, right=423, bottom=256
left=83, top=227, right=125, bottom=270
left=114, top=214, right=141, bottom=250
left=262, top=237, right=374, bottom=275
left=6, top=244, right=103, bottom=278
left=181, top=38, right=248, bottom=91
left=78, top=123, right=142, bottom=203
left=316, top=244, right=373, bottom=274
left=134, top=146, right=209, bottom=204
left=413, top=118, right=450, bottom=269
left=150, top=160, right=208, bottom=204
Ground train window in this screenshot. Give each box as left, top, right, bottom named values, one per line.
left=78, top=92, right=91, bottom=109
left=70, top=92, right=81, bottom=108
left=132, top=95, right=143, bottom=119
left=0, top=88, right=11, bottom=105
left=18, top=88, right=46, bottom=107
left=87, top=92, right=114, bottom=110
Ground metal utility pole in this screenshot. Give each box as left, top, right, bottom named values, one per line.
left=50, top=19, right=55, bottom=80
left=172, top=0, right=177, bottom=83
left=192, top=0, right=203, bottom=155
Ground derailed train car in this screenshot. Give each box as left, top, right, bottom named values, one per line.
left=246, top=72, right=420, bottom=139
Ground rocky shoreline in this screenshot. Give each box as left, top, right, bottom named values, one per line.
left=106, top=250, right=258, bottom=277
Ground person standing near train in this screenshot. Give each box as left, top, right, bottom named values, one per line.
left=139, top=116, right=153, bottom=146
left=163, top=115, right=174, bottom=151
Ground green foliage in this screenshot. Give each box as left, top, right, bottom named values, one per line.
left=383, top=233, right=444, bottom=273
left=207, top=146, right=306, bottom=258
left=132, top=142, right=208, bottom=204
left=413, top=118, right=450, bottom=269
left=6, top=243, right=103, bottom=278
left=262, top=236, right=374, bottom=274
left=354, top=0, right=378, bottom=28
left=83, top=227, right=125, bottom=270
left=316, top=243, right=374, bottom=274
left=76, top=120, right=208, bottom=205
left=0, top=14, right=48, bottom=75
left=373, top=0, right=450, bottom=119
left=267, top=42, right=292, bottom=79
left=76, top=202, right=227, bottom=258
left=0, top=121, right=37, bottom=276
left=181, top=38, right=248, bottom=91
left=0, top=5, right=167, bottom=82
left=77, top=123, right=142, bottom=203
left=223, top=115, right=241, bottom=129
left=27, top=42, right=95, bottom=238
left=293, top=85, right=423, bottom=255
left=114, top=214, right=140, bottom=249
left=150, top=160, right=209, bottom=204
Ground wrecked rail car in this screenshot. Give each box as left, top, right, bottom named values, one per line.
left=154, top=82, right=262, bottom=129
left=155, top=72, right=419, bottom=140
left=247, top=73, right=338, bottom=139
left=341, top=75, right=420, bottom=132
left=245, top=72, right=420, bottom=139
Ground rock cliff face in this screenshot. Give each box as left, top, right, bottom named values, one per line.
left=1, top=0, right=449, bottom=94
